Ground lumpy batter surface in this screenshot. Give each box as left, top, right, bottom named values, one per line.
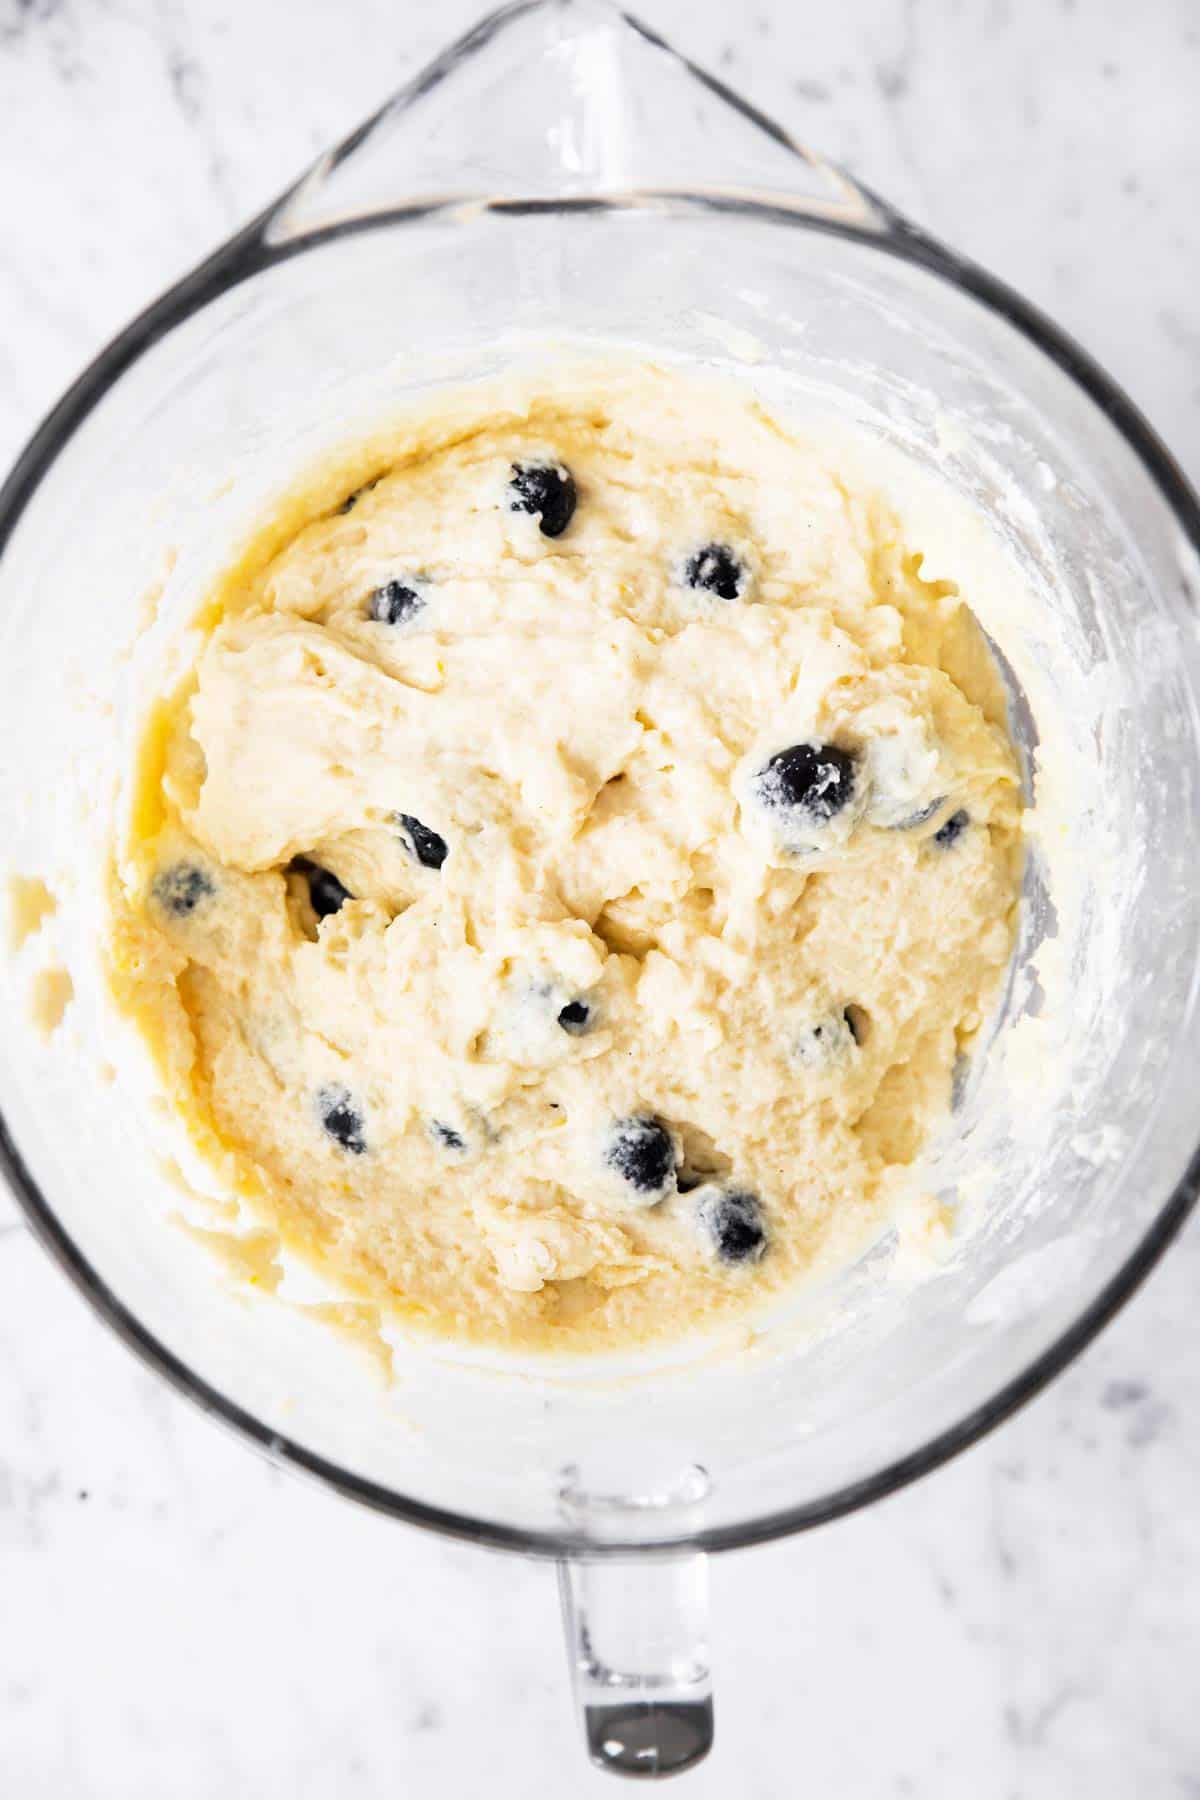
left=108, top=366, right=1022, bottom=1351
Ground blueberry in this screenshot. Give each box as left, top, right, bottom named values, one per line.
left=309, top=867, right=352, bottom=918
left=755, top=743, right=858, bottom=825
left=557, top=999, right=591, bottom=1035
left=317, top=1085, right=366, bottom=1155
left=153, top=863, right=215, bottom=918
left=684, top=542, right=744, bottom=601
left=696, top=1186, right=768, bottom=1265
left=431, top=1120, right=466, bottom=1152
left=604, top=1114, right=677, bottom=1200
left=934, top=809, right=969, bottom=848
left=509, top=460, right=577, bottom=538
left=293, top=858, right=352, bottom=918
left=395, top=812, right=448, bottom=870
left=368, top=579, right=425, bottom=626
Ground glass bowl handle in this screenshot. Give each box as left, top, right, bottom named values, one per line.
left=557, top=1465, right=713, bottom=1777
left=558, top=1549, right=713, bottom=1779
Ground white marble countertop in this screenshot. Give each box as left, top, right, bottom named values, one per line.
left=2, top=1, right=1199, bottom=1793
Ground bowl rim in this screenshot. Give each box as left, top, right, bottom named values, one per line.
left=2, top=195, right=1199, bottom=1560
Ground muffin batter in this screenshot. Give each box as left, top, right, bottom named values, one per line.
left=107, top=365, right=1022, bottom=1351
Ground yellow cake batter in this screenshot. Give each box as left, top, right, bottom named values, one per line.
left=107, top=365, right=1023, bottom=1351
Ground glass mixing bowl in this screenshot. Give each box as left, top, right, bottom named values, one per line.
left=3, top=0, right=1200, bottom=1779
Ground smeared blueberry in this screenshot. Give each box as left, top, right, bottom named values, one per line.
left=557, top=999, right=591, bottom=1035
left=153, top=863, right=215, bottom=918
left=696, top=1186, right=768, bottom=1265
left=934, top=809, right=969, bottom=848
left=431, top=1120, right=466, bottom=1152
left=368, top=579, right=425, bottom=626
left=684, top=542, right=744, bottom=601
left=395, top=812, right=448, bottom=870
left=795, top=1007, right=859, bottom=1067
left=604, top=1114, right=678, bottom=1200
left=888, top=797, right=945, bottom=831
left=338, top=477, right=379, bottom=515
left=509, top=460, right=577, bottom=538
left=755, top=742, right=858, bottom=825
left=293, top=858, right=352, bottom=919
left=317, top=1085, right=366, bottom=1155
left=951, top=1051, right=971, bottom=1112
